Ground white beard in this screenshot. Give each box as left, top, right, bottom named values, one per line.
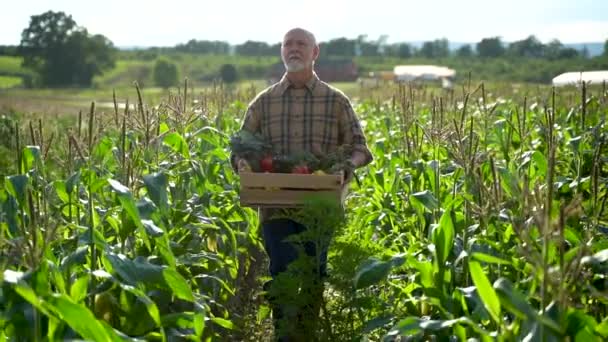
left=284, top=60, right=306, bottom=72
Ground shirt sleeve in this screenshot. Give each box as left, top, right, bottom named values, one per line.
left=241, top=98, right=261, bottom=133
left=230, top=98, right=261, bottom=171
left=337, top=96, right=373, bottom=167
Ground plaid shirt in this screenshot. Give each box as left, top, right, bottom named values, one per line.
left=235, top=73, right=373, bottom=222
left=239, top=73, right=373, bottom=162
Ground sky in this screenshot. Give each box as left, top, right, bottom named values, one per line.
left=1, top=0, right=607, bottom=47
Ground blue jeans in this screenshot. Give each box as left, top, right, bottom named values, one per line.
left=262, top=218, right=329, bottom=278
left=261, top=218, right=330, bottom=340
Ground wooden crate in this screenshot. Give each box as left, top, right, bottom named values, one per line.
left=239, top=172, right=346, bottom=208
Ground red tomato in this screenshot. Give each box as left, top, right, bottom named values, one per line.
left=292, top=165, right=310, bottom=174
left=260, top=155, right=273, bottom=172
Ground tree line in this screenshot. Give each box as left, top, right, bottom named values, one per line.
left=3, top=10, right=608, bottom=88
left=173, top=35, right=602, bottom=60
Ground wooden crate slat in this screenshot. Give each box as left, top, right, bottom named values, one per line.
left=240, top=172, right=342, bottom=189
left=239, top=172, right=348, bottom=208
left=240, top=188, right=341, bottom=207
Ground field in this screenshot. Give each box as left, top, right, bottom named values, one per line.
left=0, top=79, right=607, bottom=341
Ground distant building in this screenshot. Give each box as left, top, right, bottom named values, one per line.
left=268, top=59, right=358, bottom=84
left=552, top=70, right=608, bottom=86
left=393, top=65, right=456, bottom=85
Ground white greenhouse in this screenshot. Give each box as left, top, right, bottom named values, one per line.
left=552, top=70, right=608, bottom=86
left=393, top=65, right=456, bottom=82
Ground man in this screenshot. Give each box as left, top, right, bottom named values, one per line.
left=232, top=28, right=373, bottom=339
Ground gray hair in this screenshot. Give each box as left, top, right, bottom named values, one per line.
left=283, top=28, right=317, bottom=46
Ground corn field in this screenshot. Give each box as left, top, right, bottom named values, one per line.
left=0, top=80, right=607, bottom=341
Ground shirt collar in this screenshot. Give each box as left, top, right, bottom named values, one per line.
left=278, top=72, right=319, bottom=95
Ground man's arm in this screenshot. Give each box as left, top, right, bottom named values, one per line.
left=230, top=99, right=261, bottom=173
left=338, top=97, right=373, bottom=167
left=335, top=96, right=373, bottom=183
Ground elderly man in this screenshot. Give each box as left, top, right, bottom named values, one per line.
left=232, top=28, right=373, bottom=339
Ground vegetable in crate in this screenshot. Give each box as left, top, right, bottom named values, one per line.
left=289, top=151, right=318, bottom=174
left=260, top=154, right=274, bottom=172
left=229, top=130, right=273, bottom=172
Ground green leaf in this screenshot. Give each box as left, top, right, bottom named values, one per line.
left=107, top=178, right=150, bottom=249
left=532, top=151, right=547, bottom=177
left=154, top=234, right=176, bottom=269
left=143, top=172, right=169, bottom=214
left=566, top=309, right=598, bottom=339
left=410, top=190, right=439, bottom=211
left=386, top=317, right=465, bottom=337
left=115, top=282, right=161, bottom=327
left=163, top=268, right=194, bottom=302
left=22, top=145, right=41, bottom=172
left=69, top=275, right=89, bottom=302
left=13, top=282, right=52, bottom=317
left=386, top=317, right=422, bottom=337
left=472, top=252, right=511, bottom=265
left=105, top=251, right=193, bottom=302
left=53, top=180, right=69, bottom=203
left=354, top=258, right=392, bottom=289
left=107, top=178, right=131, bottom=196
left=46, top=294, right=119, bottom=341
left=469, top=260, right=501, bottom=324
left=194, top=274, right=235, bottom=296
left=409, top=257, right=434, bottom=288
left=6, top=174, right=29, bottom=207
left=60, top=245, right=89, bottom=273
left=209, top=317, right=235, bottom=330
left=493, top=278, right=535, bottom=320
left=433, top=208, right=454, bottom=265
left=194, top=312, right=205, bottom=338
left=257, top=305, right=271, bottom=324
left=66, top=171, right=80, bottom=194
left=105, top=252, right=162, bottom=286
left=596, top=317, right=608, bottom=338
left=141, top=219, right=164, bottom=237
left=164, top=132, right=190, bottom=159
left=568, top=136, right=582, bottom=153
left=362, top=315, right=394, bottom=334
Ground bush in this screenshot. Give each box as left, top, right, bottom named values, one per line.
left=219, top=64, right=238, bottom=83
left=153, top=58, right=179, bottom=88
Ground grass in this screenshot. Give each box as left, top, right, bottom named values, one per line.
left=0, top=56, right=22, bottom=74
left=0, top=79, right=364, bottom=117
left=0, top=76, right=22, bottom=89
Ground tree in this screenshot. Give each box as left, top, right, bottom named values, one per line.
left=175, top=39, right=230, bottom=54
left=604, top=39, right=608, bottom=57
left=476, top=37, right=505, bottom=58
left=419, top=39, right=449, bottom=58
left=18, top=11, right=115, bottom=87
left=508, top=35, right=544, bottom=58
left=543, top=39, right=579, bottom=60
left=235, top=40, right=273, bottom=56
left=397, top=43, right=412, bottom=58
left=456, top=44, right=474, bottom=57
left=322, top=38, right=356, bottom=56
left=219, top=64, right=238, bottom=83
left=153, top=58, right=179, bottom=88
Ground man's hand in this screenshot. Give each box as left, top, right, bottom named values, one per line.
left=237, top=158, right=251, bottom=173
left=334, top=169, right=346, bottom=183
left=334, top=168, right=354, bottom=184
